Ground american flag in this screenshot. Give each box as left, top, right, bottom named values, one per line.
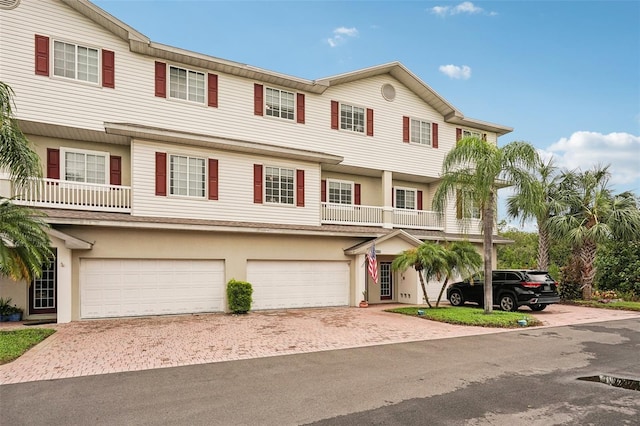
left=367, top=244, right=378, bottom=283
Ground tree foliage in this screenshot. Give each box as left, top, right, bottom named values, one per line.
left=432, top=137, right=538, bottom=313
left=595, top=240, right=640, bottom=299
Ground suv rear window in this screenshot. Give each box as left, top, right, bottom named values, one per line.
left=526, top=272, right=552, bottom=282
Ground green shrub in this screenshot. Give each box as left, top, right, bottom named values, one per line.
left=595, top=240, right=640, bottom=300
left=559, top=254, right=583, bottom=300
left=227, top=279, right=253, bottom=314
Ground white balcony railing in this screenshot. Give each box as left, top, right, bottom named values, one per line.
left=12, top=178, right=131, bottom=212
left=321, top=202, right=383, bottom=226
left=321, top=202, right=443, bottom=230
left=393, top=208, right=443, bottom=230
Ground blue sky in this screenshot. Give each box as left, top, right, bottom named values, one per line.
left=93, top=0, right=640, bottom=227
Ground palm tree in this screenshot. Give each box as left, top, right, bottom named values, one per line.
left=392, top=242, right=449, bottom=308
left=433, top=137, right=538, bottom=313
left=435, top=241, right=483, bottom=307
left=506, top=157, right=564, bottom=270
left=548, top=165, right=640, bottom=299
left=0, top=81, right=51, bottom=281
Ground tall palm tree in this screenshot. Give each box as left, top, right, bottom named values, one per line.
left=548, top=165, right=640, bottom=299
left=435, top=241, right=483, bottom=307
left=0, top=81, right=51, bottom=281
left=433, top=137, right=538, bottom=313
left=506, top=157, right=564, bottom=270
left=392, top=242, right=449, bottom=308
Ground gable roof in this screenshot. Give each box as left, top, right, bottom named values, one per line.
left=60, top=0, right=512, bottom=136
left=344, top=229, right=423, bottom=255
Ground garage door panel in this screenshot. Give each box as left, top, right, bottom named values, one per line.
left=247, top=261, right=349, bottom=310
left=81, top=259, right=225, bottom=319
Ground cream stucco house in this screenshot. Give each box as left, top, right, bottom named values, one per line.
left=0, top=0, right=512, bottom=323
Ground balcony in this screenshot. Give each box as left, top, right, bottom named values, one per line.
left=11, top=178, right=131, bottom=213
left=321, top=202, right=443, bottom=230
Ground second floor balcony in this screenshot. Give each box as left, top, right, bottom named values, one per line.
left=11, top=177, right=131, bottom=213
left=321, top=202, right=443, bottom=230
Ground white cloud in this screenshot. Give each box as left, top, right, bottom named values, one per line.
left=544, top=131, right=640, bottom=187
left=439, top=64, right=472, bottom=80
left=327, top=27, right=358, bottom=47
left=430, top=2, right=495, bottom=17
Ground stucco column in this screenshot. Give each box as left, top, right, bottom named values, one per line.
left=354, top=254, right=366, bottom=306
left=56, top=245, right=72, bottom=323
left=382, top=170, right=393, bottom=229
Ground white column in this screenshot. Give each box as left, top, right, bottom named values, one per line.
left=354, top=254, right=366, bottom=305
left=56, top=246, right=72, bottom=323
left=382, top=170, right=393, bottom=228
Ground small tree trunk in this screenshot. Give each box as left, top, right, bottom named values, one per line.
left=435, top=277, right=450, bottom=307
left=418, top=271, right=432, bottom=308
left=537, top=225, right=550, bottom=271
left=580, top=240, right=597, bottom=300
left=482, top=192, right=495, bottom=314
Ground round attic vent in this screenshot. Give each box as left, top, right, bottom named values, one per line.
left=381, top=83, right=396, bottom=102
left=0, top=0, right=20, bottom=9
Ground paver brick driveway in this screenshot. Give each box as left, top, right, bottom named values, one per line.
left=1, top=303, right=639, bottom=384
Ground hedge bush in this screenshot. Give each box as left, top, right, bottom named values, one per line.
left=227, top=279, right=253, bottom=314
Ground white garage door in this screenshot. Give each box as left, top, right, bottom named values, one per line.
left=80, top=259, right=225, bottom=319
left=247, top=261, right=349, bottom=310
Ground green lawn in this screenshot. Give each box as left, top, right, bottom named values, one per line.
left=0, top=328, right=56, bottom=364
left=565, top=300, right=640, bottom=312
left=386, top=306, right=542, bottom=328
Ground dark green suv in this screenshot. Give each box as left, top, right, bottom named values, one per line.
left=446, top=270, right=560, bottom=311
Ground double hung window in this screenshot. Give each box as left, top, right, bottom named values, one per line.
left=328, top=180, right=353, bottom=205
left=266, top=87, right=295, bottom=120
left=395, top=188, right=416, bottom=210
left=169, top=66, right=205, bottom=103
left=265, top=167, right=294, bottom=205
left=170, top=155, right=205, bottom=197
left=410, top=119, right=431, bottom=145
left=340, top=104, right=365, bottom=133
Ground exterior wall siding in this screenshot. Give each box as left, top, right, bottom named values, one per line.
left=132, top=140, right=321, bottom=225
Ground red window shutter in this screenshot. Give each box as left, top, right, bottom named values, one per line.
left=253, top=164, right=263, bottom=203
left=331, top=100, right=339, bottom=130
left=417, top=190, right=423, bottom=210
left=155, top=61, right=166, bottom=98
left=391, top=188, right=394, bottom=207
left=456, top=128, right=462, bottom=142
left=155, top=152, right=167, bottom=196
left=254, top=84, right=263, bottom=116
left=432, top=123, right=439, bottom=148
left=208, top=73, right=218, bottom=108
left=208, top=158, right=219, bottom=200
left=296, top=169, right=305, bottom=207
left=403, top=116, right=410, bottom=143
left=102, top=49, right=115, bottom=88
left=321, top=180, right=326, bottom=202
left=35, top=35, right=49, bottom=76
left=46, top=148, right=59, bottom=179
left=354, top=183, right=361, bottom=205
left=109, top=156, right=121, bottom=186
left=296, top=93, right=305, bottom=124
left=366, top=108, right=374, bottom=136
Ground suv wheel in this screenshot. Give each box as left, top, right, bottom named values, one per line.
left=529, top=304, right=547, bottom=311
left=499, top=294, right=517, bottom=311
left=449, top=290, right=464, bottom=307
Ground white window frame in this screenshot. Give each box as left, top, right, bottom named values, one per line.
left=462, top=129, right=482, bottom=139
left=340, top=103, right=365, bottom=134
left=169, top=65, right=206, bottom=104
left=169, top=154, right=206, bottom=198
left=265, top=87, right=295, bottom=120
left=60, top=147, right=109, bottom=185
left=410, top=118, right=431, bottom=146
left=394, top=187, right=417, bottom=210
left=53, top=39, right=100, bottom=84
left=265, top=166, right=295, bottom=205
left=327, top=179, right=354, bottom=205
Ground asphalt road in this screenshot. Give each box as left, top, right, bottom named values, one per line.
left=1, top=319, right=638, bottom=425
